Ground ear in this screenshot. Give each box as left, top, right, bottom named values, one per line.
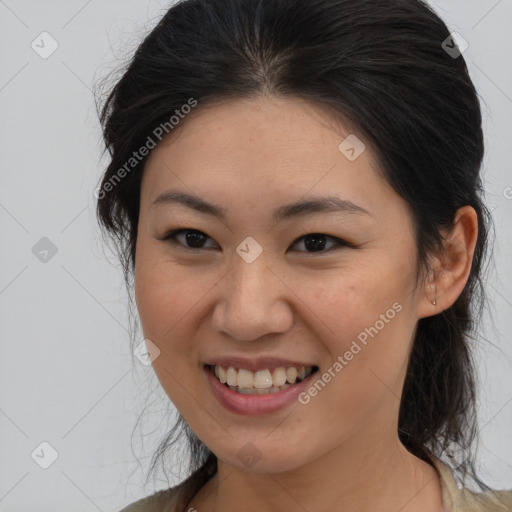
left=417, top=206, right=478, bottom=319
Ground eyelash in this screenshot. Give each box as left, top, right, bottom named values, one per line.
left=161, top=229, right=355, bottom=254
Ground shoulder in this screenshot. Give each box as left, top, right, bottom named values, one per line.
left=430, top=455, right=512, bottom=511
left=455, top=488, right=512, bottom=511
left=118, top=484, right=184, bottom=512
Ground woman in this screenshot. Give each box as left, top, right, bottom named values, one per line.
left=94, top=0, right=512, bottom=510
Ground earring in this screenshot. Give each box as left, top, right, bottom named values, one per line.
left=428, top=267, right=437, bottom=306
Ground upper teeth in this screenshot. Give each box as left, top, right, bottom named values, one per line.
left=213, top=365, right=313, bottom=388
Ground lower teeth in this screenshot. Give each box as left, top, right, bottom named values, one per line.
left=228, top=384, right=292, bottom=395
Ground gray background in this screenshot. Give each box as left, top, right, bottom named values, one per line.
left=0, top=0, right=511, bottom=510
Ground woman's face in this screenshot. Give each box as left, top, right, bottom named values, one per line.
left=134, top=95, right=432, bottom=473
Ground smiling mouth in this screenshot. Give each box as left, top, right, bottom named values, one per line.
left=206, top=364, right=319, bottom=395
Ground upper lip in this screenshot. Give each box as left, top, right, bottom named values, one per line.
left=204, top=356, right=317, bottom=372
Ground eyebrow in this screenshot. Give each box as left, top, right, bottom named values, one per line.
left=150, top=189, right=371, bottom=220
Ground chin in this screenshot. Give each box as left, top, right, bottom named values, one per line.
left=212, top=437, right=313, bottom=475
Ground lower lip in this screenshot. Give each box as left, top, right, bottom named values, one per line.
left=204, top=366, right=317, bottom=416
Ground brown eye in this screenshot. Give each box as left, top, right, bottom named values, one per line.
left=290, top=233, right=350, bottom=254
left=163, top=229, right=217, bottom=250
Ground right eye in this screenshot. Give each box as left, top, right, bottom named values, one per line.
left=162, top=229, right=218, bottom=250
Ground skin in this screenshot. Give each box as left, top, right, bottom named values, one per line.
left=134, top=95, right=478, bottom=512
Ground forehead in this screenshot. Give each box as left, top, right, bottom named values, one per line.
left=141, top=95, right=394, bottom=216
left=147, top=95, right=371, bottom=160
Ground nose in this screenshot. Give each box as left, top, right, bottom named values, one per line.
left=211, top=254, right=294, bottom=342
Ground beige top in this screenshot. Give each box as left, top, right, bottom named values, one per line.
left=119, top=456, right=512, bottom=512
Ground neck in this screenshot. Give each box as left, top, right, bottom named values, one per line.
left=189, top=434, right=443, bottom=512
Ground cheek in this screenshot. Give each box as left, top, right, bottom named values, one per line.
left=134, top=240, right=215, bottom=345
left=134, top=245, right=200, bottom=394
left=297, top=258, right=417, bottom=404
left=302, top=257, right=414, bottom=347
left=134, top=253, right=202, bottom=411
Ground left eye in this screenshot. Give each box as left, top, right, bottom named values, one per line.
left=162, top=229, right=351, bottom=254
